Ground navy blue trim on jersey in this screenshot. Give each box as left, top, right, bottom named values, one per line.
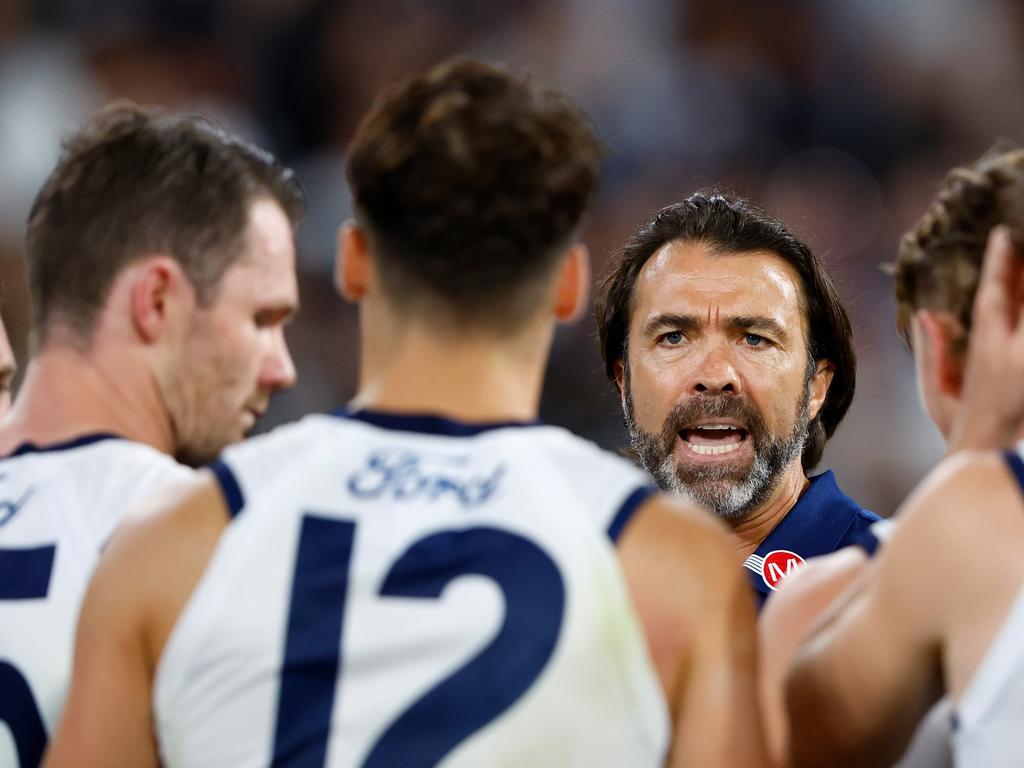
left=2, top=432, right=123, bottom=459
left=0, top=544, right=55, bottom=599
left=1002, top=449, right=1024, bottom=494
left=607, top=484, right=658, bottom=542
left=210, top=460, right=245, bottom=518
left=333, top=407, right=542, bottom=436
left=745, top=470, right=879, bottom=610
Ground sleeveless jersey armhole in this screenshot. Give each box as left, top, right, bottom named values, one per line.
left=210, top=460, right=245, bottom=519
left=607, top=485, right=658, bottom=543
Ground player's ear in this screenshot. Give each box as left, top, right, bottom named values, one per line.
left=337, top=221, right=371, bottom=302
left=129, top=256, right=192, bottom=344
left=553, top=243, right=590, bottom=323
left=806, top=359, right=835, bottom=421
left=916, top=309, right=964, bottom=396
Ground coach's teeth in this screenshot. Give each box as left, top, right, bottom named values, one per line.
left=696, top=424, right=734, bottom=430
left=688, top=442, right=741, bottom=455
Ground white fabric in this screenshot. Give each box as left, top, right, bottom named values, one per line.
left=891, top=699, right=953, bottom=768
left=0, top=438, right=192, bottom=765
left=154, top=413, right=669, bottom=767
left=953, top=553, right=1024, bottom=767
left=947, top=441, right=1024, bottom=767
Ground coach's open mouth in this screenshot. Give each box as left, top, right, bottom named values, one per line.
left=678, top=421, right=749, bottom=457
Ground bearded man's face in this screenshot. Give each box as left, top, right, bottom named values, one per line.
left=616, top=241, right=831, bottom=520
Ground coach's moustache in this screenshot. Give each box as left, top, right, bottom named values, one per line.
left=660, top=395, right=768, bottom=452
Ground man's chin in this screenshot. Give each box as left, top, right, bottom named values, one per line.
left=652, top=461, right=761, bottom=519
left=683, top=481, right=759, bottom=521
left=674, top=459, right=754, bottom=485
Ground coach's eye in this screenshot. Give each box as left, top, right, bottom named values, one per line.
left=744, top=334, right=766, bottom=347
left=661, top=331, right=684, bottom=346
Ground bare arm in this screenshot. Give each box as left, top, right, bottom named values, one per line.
left=758, top=547, right=870, bottom=765
left=45, top=475, right=228, bottom=768
left=618, top=495, right=768, bottom=768
left=43, top=542, right=160, bottom=768
left=784, top=454, right=1020, bottom=767
left=44, top=508, right=166, bottom=768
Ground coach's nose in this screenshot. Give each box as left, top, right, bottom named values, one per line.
left=690, top=342, right=740, bottom=396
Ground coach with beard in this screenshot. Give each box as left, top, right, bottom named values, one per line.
left=596, top=192, right=879, bottom=609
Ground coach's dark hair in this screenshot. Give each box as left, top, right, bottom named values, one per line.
left=345, top=57, right=602, bottom=331
left=25, top=102, right=304, bottom=348
left=892, top=146, right=1024, bottom=355
left=596, top=192, right=856, bottom=471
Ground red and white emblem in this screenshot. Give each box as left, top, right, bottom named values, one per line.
left=761, top=549, right=806, bottom=591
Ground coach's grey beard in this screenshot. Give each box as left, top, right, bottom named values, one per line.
left=624, top=384, right=811, bottom=521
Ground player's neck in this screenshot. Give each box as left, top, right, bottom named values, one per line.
left=729, top=462, right=811, bottom=559
left=352, top=319, right=550, bottom=423
left=0, top=342, right=175, bottom=456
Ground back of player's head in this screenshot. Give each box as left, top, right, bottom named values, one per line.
left=345, top=57, right=602, bottom=331
left=596, top=191, right=856, bottom=471
left=893, top=146, right=1024, bottom=354
left=25, top=102, right=304, bottom=348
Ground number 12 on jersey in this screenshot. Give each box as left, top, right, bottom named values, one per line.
left=271, top=514, right=566, bottom=767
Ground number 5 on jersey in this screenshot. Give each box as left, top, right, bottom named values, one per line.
left=0, top=545, right=56, bottom=768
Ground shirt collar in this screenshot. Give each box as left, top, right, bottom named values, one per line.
left=1, top=432, right=124, bottom=460
left=332, top=407, right=542, bottom=436
left=744, top=470, right=868, bottom=598
left=756, top=470, right=866, bottom=556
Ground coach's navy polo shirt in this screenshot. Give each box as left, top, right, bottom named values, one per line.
left=742, top=470, right=879, bottom=610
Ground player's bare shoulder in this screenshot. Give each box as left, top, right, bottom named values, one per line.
left=622, top=491, right=742, bottom=604
left=617, top=492, right=767, bottom=767
left=896, top=448, right=1024, bottom=695
left=885, top=448, right=1024, bottom=577
left=92, top=470, right=232, bottom=662
left=616, top=492, right=747, bottom=669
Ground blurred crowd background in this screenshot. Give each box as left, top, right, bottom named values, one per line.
left=2, top=0, right=1023, bottom=514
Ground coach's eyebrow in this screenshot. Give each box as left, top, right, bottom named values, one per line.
left=726, top=315, right=791, bottom=343
left=639, top=313, right=703, bottom=339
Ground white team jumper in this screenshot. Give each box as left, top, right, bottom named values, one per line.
left=154, top=410, right=670, bottom=767
left=950, top=445, right=1024, bottom=768
left=0, top=435, right=193, bottom=767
